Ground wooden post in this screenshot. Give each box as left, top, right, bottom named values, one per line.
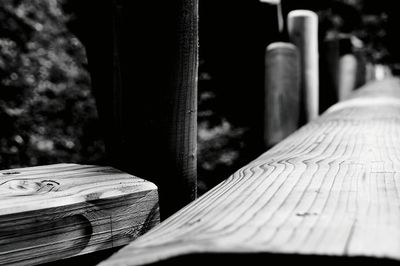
left=162, top=0, right=199, bottom=215
left=365, top=62, right=375, bottom=82
left=355, top=51, right=367, bottom=88
left=374, top=64, right=392, bottom=80
left=264, top=42, right=300, bottom=148
left=320, top=33, right=340, bottom=112
left=338, top=54, right=358, bottom=101
left=287, top=10, right=319, bottom=122
left=67, top=1, right=198, bottom=219
left=125, top=0, right=199, bottom=219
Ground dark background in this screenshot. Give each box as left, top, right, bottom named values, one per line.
left=0, top=0, right=399, bottom=195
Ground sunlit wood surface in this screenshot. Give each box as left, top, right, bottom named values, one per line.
left=100, top=78, right=400, bottom=265
left=0, top=164, right=159, bottom=266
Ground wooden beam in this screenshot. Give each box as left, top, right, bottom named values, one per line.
left=0, top=164, right=159, bottom=266
left=99, top=78, right=400, bottom=265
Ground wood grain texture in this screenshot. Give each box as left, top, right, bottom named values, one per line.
left=100, top=78, right=400, bottom=265
left=163, top=0, right=199, bottom=215
left=0, top=164, right=159, bottom=266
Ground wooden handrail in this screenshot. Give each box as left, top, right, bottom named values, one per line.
left=99, top=78, right=400, bottom=265
left=0, top=164, right=159, bottom=266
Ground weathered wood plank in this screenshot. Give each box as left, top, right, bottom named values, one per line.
left=100, top=78, right=400, bottom=265
left=0, top=164, right=159, bottom=266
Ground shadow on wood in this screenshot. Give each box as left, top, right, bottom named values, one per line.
left=148, top=252, right=399, bottom=266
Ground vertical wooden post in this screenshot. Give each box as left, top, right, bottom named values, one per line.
left=64, top=1, right=198, bottom=220
left=338, top=54, right=358, bottom=101
left=114, top=1, right=199, bottom=219
left=324, top=36, right=340, bottom=93
left=264, top=42, right=300, bottom=148
left=365, top=62, right=375, bottom=82
left=287, top=10, right=319, bottom=122
left=374, top=64, right=392, bottom=80
left=164, top=0, right=199, bottom=213
left=320, top=34, right=340, bottom=112
left=355, top=51, right=367, bottom=88
left=140, top=0, right=199, bottom=219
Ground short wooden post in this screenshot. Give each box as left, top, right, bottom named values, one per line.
left=338, top=54, right=358, bottom=101
left=264, top=42, right=300, bottom=148
left=365, top=62, right=375, bottom=82
left=320, top=34, right=340, bottom=112
left=374, top=64, right=392, bottom=80
left=287, top=10, right=319, bottom=122
left=355, top=51, right=367, bottom=88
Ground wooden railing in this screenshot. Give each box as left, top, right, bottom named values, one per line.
left=1, top=3, right=397, bottom=265
left=98, top=78, right=400, bottom=265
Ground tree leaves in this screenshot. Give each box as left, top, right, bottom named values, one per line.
left=0, top=0, right=105, bottom=169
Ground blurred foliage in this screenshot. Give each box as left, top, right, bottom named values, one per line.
left=0, top=0, right=105, bottom=169
left=197, top=78, right=247, bottom=193
left=317, top=0, right=389, bottom=63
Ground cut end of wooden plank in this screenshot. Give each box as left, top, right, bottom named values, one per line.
left=0, top=164, right=159, bottom=266
left=287, top=9, right=318, bottom=20
left=259, top=0, right=280, bottom=5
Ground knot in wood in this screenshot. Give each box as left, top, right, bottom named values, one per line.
left=0, top=179, right=60, bottom=195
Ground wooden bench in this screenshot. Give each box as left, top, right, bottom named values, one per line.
left=99, top=78, right=400, bottom=265
left=0, top=164, right=159, bottom=266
